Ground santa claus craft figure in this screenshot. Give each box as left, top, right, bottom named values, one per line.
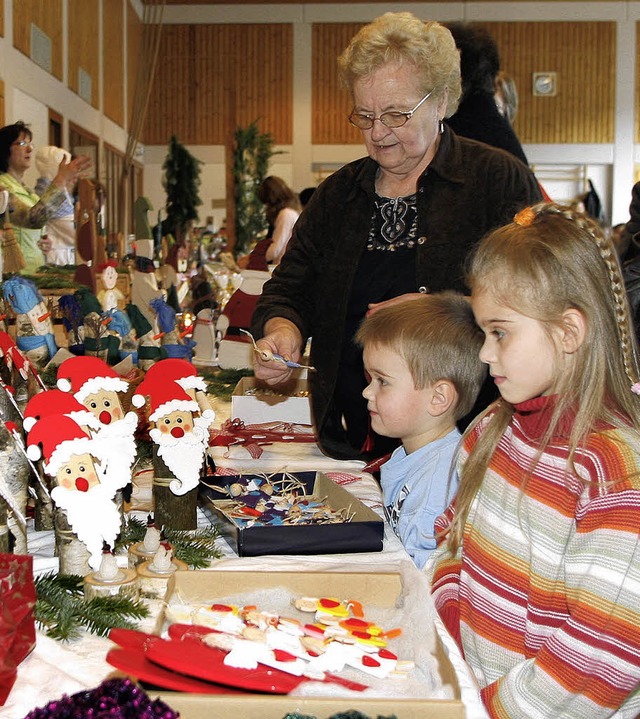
left=132, top=375, right=214, bottom=496
left=56, top=355, right=138, bottom=493
left=26, top=413, right=122, bottom=571
left=141, top=357, right=215, bottom=420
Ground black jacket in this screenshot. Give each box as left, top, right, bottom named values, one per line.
left=446, top=91, right=529, bottom=166
left=252, top=128, right=542, bottom=458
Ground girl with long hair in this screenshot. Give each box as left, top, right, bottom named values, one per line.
left=431, top=203, right=640, bottom=718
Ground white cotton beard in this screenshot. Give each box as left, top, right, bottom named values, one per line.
left=91, top=413, right=138, bottom=492
left=51, top=482, right=122, bottom=570
left=150, top=423, right=208, bottom=495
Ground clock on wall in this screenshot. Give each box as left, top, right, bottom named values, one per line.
left=532, top=72, right=557, bottom=97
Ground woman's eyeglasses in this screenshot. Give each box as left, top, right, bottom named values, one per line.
left=348, top=90, right=433, bottom=130
left=12, top=140, right=33, bottom=148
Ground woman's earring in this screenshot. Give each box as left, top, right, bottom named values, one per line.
left=439, top=120, right=444, bottom=134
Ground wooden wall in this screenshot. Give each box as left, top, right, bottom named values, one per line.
left=127, top=2, right=143, bottom=127
left=68, top=0, right=100, bottom=108
left=143, top=23, right=293, bottom=145
left=479, top=21, right=616, bottom=144
left=144, top=19, right=617, bottom=148
left=13, top=0, right=64, bottom=80
left=312, top=23, right=362, bottom=145
left=637, top=22, right=640, bottom=144
left=103, top=0, right=125, bottom=126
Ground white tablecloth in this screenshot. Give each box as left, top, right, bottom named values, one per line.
left=4, top=435, right=488, bottom=719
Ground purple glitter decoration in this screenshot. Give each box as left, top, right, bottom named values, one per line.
left=22, top=678, right=179, bottom=719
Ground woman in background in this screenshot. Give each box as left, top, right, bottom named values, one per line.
left=257, top=175, right=301, bottom=266
left=0, top=121, right=90, bottom=274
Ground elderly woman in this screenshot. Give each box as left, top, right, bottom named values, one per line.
left=0, top=121, right=91, bottom=274
left=251, top=12, right=542, bottom=460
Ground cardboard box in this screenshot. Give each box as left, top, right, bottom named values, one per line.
left=231, top=376, right=312, bottom=425
left=199, top=472, right=384, bottom=556
left=155, top=570, right=464, bottom=719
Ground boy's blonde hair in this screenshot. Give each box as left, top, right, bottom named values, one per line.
left=448, top=202, right=640, bottom=550
left=355, top=292, right=485, bottom=421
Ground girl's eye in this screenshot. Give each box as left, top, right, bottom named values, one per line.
left=491, top=328, right=505, bottom=340
left=378, top=378, right=388, bottom=387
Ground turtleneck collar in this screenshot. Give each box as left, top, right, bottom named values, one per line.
left=512, top=394, right=569, bottom=441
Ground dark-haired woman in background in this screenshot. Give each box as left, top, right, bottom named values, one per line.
left=0, top=121, right=90, bottom=273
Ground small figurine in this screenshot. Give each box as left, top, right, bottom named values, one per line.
left=97, top=260, right=125, bottom=312
left=150, top=296, right=196, bottom=361
left=2, top=275, right=57, bottom=368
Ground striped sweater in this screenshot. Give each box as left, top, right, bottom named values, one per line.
left=431, top=396, right=640, bottom=719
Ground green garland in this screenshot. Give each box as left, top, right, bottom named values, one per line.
left=116, top=516, right=222, bottom=569
left=200, top=367, right=254, bottom=401
left=35, top=572, right=150, bottom=642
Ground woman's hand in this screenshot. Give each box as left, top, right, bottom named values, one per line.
left=253, top=318, right=303, bottom=385
left=367, top=292, right=426, bottom=316
left=52, top=155, right=93, bottom=191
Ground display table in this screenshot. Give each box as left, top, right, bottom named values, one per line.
left=3, top=409, right=488, bottom=719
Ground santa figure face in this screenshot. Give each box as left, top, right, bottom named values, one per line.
left=24, top=301, right=53, bottom=336
left=83, top=389, right=125, bottom=425
left=156, top=409, right=193, bottom=439
left=54, top=451, right=100, bottom=492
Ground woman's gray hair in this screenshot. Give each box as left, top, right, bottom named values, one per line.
left=338, top=12, right=462, bottom=118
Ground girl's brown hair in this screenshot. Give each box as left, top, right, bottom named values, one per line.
left=448, top=202, right=640, bottom=551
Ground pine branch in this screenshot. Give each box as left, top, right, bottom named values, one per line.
left=115, top=517, right=222, bottom=569
left=200, top=367, right=254, bottom=401
left=78, top=595, right=149, bottom=638
left=166, top=526, right=222, bottom=569
left=34, top=571, right=150, bottom=642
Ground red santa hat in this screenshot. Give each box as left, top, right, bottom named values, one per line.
left=23, top=389, right=100, bottom=433
left=56, top=356, right=128, bottom=404
left=26, top=414, right=94, bottom=477
left=142, top=358, right=207, bottom=393
left=132, top=375, right=198, bottom=423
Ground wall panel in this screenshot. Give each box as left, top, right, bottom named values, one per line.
left=103, top=0, right=125, bottom=126
left=636, top=22, right=640, bottom=144
left=13, top=0, right=63, bottom=80
left=127, top=1, right=143, bottom=127
left=312, top=21, right=615, bottom=146
left=68, top=0, right=100, bottom=108
left=312, top=23, right=363, bottom=145
left=481, top=21, right=616, bottom=144
left=143, top=23, right=293, bottom=146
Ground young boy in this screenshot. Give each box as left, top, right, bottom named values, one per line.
left=355, top=292, right=486, bottom=568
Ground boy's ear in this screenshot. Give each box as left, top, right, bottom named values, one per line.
left=429, top=380, right=457, bottom=417
left=560, top=308, right=586, bottom=354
